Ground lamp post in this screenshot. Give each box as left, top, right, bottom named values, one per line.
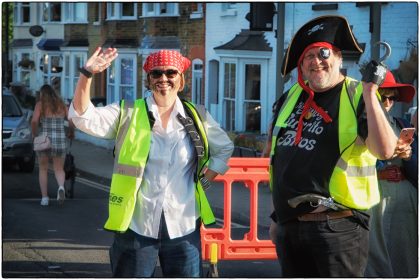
left=275, top=3, right=285, bottom=101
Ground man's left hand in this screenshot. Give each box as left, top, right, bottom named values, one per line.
left=360, top=60, right=387, bottom=86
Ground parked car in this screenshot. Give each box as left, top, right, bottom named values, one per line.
left=2, top=89, right=35, bottom=172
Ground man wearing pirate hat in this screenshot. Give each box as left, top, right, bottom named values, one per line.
left=69, top=48, right=233, bottom=276
left=268, top=15, right=398, bottom=277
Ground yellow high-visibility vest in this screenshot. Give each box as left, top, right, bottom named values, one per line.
left=104, top=98, right=215, bottom=232
left=270, top=77, right=379, bottom=209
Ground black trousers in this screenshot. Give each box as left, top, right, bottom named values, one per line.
left=274, top=216, right=369, bottom=277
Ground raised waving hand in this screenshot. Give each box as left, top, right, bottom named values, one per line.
left=84, top=47, right=118, bottom=74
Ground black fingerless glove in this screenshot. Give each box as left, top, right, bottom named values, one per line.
left=360, top=60, right=387, bottom=86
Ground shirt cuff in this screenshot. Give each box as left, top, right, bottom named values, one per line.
left=208, top=157, right=230, bottom=175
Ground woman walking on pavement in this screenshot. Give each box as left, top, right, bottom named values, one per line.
left=31, top=84, right=75, bottom=206
left=69, top=48, right=233, bottom=277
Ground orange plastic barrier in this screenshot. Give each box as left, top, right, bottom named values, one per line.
left=201, top=157, right=277, bottom=261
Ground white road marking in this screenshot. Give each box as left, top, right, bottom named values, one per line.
left=215, top=217, right=248, bottom=229
left=48, top=169, right=251, bottom=229
left=47, top=168, right=110, bottom=192
left=75, top=176, right=110, bottom=192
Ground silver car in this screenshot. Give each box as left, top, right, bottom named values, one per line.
left=2, top=90, right=35, bottom=172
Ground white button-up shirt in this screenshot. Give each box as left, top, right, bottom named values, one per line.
left=69, top=96, right=233, bottom=239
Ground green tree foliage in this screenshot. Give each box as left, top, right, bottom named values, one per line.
left=2, top=3, right=14, bottom=51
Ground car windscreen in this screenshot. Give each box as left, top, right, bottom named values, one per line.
left=3, top=95, right=23, bottom=117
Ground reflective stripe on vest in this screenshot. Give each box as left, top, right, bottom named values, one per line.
left=104, top=99, right=215, bottom=232
left=270, top=77, right=379, bottom=209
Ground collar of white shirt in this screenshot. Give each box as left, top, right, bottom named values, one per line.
left=147, top=96, right=188, bottom=133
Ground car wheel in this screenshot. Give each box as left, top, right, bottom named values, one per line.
left=18, top=152, right=35, bottom=173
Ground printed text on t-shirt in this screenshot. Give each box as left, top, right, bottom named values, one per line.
left=276, top=101, right=327, bottom=151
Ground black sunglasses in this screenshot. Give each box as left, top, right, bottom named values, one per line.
left=382, top=96, right=397, bottom=102
left=149, top=69, right=180, bottom=79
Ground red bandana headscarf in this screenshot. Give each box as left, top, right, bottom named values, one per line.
left=143, top=50, right=191, bottom=73
left=294, top=42, right=338, bottom=145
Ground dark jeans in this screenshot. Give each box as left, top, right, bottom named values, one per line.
left=274, top=216, right=369, bottom=277
left=109, top=215, right=202, bottom=277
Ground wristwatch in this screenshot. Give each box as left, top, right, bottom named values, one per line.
left=79, top=67, right=93, bottom=78
left=199, top=175, right=211, bottom=191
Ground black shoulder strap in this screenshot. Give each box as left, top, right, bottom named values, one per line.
left=179, top=100, right=205, bottom=160
left=143, top=99, right=156, bottom=129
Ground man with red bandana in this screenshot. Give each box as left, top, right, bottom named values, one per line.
left=69, top=49, right=233, bottom=277
left=268, top=15, right=398, bottom=277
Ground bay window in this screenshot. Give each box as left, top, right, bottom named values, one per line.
left=142, top=3, right=179, bottom=17
left=40, top=53, right=63, bottom=95
left=62, top=51, right=87, bottom=100
left=63, top=3, right=88, bottom=23
left=13, top=51, right=32, bottom=86
left=107, top=3, right=137, bottom=20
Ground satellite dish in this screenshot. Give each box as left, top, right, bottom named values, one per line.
left=29, top=25, right=44, bottom=37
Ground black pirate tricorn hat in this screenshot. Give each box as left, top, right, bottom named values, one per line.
left=281, top=15, right=363, bottom=76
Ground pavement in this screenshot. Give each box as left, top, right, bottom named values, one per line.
left=69, top=137, right=274, bottom=230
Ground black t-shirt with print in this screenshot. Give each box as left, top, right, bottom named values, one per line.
left=271, top=80, right=368, bottom=223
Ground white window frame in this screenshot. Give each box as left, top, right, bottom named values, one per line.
left=190, top=3, right=203, bottom=19
left=192, top=59, right=204, bottom=104
left=63, top=3, right=88, bottom=23
left=107, top=52, right=137, bottom=104
left=218, top=58, right=268, bottom=132
left=61, top=49, right=87, bottom=101
left=106, top=3, right=137, bottom=20
left=219, top=59, right=237, bottom=131
left=141, top=3, right=179, bottom=17
left=39, top=52, right=64, bottom=96
left=241, top=61, right=263, bottom=133
left=14, top=3, right=31, bottom=26
left=93, top=2, right=102, bottom=25
left=13, top=50, right=33, bottom=87
left=207, top=59, right=219, bottom=118
left=41, top=2, right=62, bottom=23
